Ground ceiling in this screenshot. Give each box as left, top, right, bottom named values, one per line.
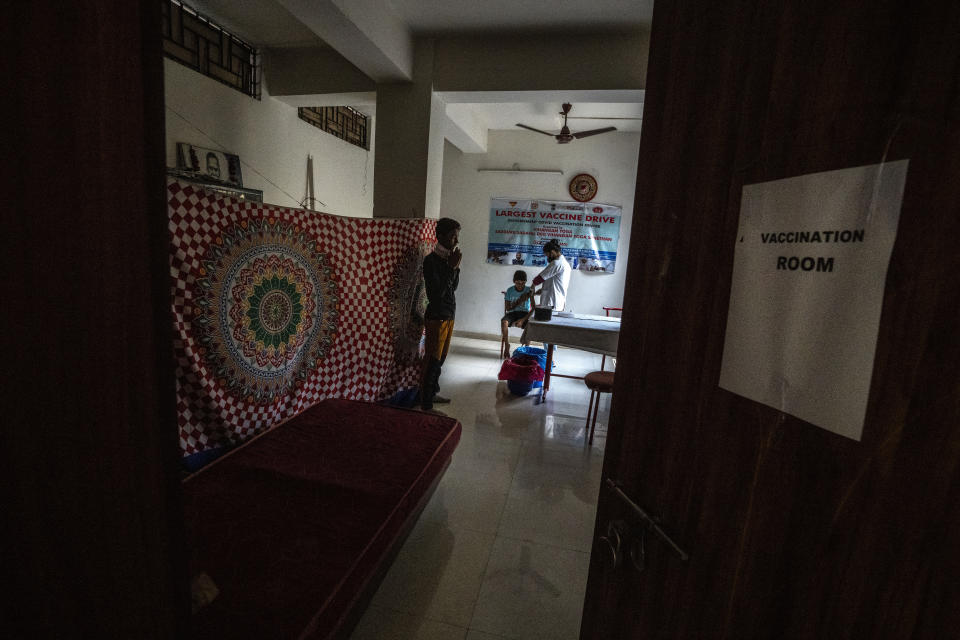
left=446, top=100, right=645, bottom=135
left=187, top=0, right=652, bottom=140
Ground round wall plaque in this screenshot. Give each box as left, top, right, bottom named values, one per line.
left=569, top=173, right=598, bottom=202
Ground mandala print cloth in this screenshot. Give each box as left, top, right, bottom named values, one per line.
left=168, top=179, right=433, bottom=456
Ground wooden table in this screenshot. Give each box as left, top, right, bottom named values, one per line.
left=525, top=313, right=621, bottom=403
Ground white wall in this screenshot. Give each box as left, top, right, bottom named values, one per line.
left=441, top=130, right=641, bottom=337
left=163, top=58, right=375, bottom=216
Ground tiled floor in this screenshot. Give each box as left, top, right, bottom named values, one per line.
left=350, top=336, right=611, bottom=640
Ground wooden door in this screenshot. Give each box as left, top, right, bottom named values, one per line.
left=3, top=1, right=188, bottom=636
left=581, top=0, right=960, bottom=637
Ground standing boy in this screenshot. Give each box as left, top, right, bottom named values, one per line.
left=421, top=218, right=462, bottom=411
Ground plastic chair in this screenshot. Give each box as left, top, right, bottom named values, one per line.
left=500, top=290, right=533, bottom=358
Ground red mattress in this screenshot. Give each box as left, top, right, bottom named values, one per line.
left=183, top=399, right=462, bottom=639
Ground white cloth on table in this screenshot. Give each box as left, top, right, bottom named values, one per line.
left=526, top=313, right=620, bottom=356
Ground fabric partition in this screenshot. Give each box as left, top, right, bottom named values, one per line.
left=168, top=179, right=433, bottom=457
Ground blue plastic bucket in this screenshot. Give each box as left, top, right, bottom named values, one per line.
left=512, top=345, right=550, bottom=388
left=507, top=379, right=534, bottom=396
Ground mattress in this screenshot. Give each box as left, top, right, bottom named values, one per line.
left=182, top=398, right=462, bottom=639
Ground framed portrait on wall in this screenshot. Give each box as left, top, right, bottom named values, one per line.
left=176, top=142, right=243, bottom=187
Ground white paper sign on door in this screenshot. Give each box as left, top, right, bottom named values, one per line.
left=719, top=160, right=909, bottom=441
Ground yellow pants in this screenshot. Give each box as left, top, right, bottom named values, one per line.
left=423, top=318, right=454, bottom=363
left=421, top=318, right=454, bottom=407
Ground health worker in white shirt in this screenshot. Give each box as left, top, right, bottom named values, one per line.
left=532, top=239, right=572, bottom=311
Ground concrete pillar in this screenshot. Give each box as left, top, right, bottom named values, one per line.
left=373, top=39, right=445, bottom=219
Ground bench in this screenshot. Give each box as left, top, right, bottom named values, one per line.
left=182, top=398, right=461, bottom=639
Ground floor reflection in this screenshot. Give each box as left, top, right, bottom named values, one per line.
left=352, top=336, right=612, bottom=640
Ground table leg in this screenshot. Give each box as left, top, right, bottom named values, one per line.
left=537, top=343, right=554, bottom=405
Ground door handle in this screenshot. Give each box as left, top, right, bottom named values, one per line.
left=604, top=478, right=689, bottom=561
left=596, top=520, right=627, bottom=570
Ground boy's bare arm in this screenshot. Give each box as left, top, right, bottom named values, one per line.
left=505, top=288, right=540, bottom=312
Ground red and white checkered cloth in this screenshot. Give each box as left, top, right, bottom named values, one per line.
left=168, top=179, right=434, bottom=456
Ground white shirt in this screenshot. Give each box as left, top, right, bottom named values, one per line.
left=537, top=255, right=572, bottom=311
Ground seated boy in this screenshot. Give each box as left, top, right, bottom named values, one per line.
left=500, top=270, right=536, bottom=359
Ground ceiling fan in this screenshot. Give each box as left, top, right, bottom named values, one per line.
left=516, top=103, right=617, bottom=144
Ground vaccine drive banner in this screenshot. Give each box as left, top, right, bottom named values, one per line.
left=487, top=198, right=622, bottom=273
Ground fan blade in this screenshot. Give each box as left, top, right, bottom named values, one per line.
left=572, top=126, right=618, bottom=139
left=516, top=123, right=556, bottom=137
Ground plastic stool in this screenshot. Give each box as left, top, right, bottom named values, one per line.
left=584, top=370, right=615, bottom=445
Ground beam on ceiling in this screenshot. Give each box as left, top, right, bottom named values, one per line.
left=265, top=47, right=376, bottom=98
left=432, top=32, right=649, bottom=92
left=444, top=104, right=488, bottom=154
left=436, top=90, right=645, bottom=104
left=275, top=0, right=413, bottom=81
